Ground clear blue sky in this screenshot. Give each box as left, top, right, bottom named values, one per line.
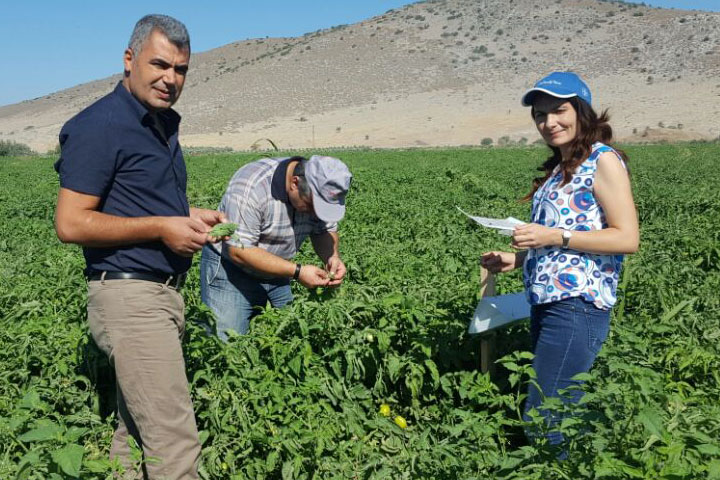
left=0, top=0, right=717, bottom=107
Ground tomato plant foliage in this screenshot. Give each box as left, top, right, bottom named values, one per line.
left=0, top=145, right=719, bottom=479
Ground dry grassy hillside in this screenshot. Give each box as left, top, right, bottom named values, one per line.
left=1, top=0, right=719, bottom=152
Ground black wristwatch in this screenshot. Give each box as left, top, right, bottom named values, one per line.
left=293, top=263, right=302, bottom=280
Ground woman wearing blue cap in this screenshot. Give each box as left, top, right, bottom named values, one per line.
left=481, top=72, right=639, bottom=447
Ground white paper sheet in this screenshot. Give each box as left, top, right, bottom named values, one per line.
left=456, top=207, right=525, bottom=236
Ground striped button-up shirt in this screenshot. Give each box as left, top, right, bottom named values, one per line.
left=210, top=157, right=337, bottom=274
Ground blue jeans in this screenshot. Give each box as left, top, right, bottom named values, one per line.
left=523, top=296, right=610, bottom=446
left=200, top=245, right=293, bottom=341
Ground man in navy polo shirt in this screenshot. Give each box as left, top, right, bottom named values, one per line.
left=54, top=15, right=221, bottom=480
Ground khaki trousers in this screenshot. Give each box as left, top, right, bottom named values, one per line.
left=87, top=278, right=200, bottom=480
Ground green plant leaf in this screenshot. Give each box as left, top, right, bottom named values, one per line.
left=281, top=459, right=294, bottom=480
left=51, top=444, right=85, bottom=478
left=83, top=458, right=110, bottom=473
left=708, top=460, right=720, bottom=480
left=637, top=407, right=666, bottom=439
left=18, top=390, right=45, bottom=411
left=18, top=423, right=63, bottom=442
left=16, top=451, right=41, bottom=480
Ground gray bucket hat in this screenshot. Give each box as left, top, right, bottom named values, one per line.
left=304, top=155, right=352, bottom=222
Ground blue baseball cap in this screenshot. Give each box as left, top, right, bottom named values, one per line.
left=521, top=71, right=592, bottom=107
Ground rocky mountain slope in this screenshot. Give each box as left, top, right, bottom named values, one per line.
left=1, top=0, right=719, bottom=152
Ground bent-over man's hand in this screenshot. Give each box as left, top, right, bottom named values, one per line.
left=161, top=217, right=209, bottom=257
left=325, top=255, right=346, bottom=287
left=298, top=265, right=330, bottom=289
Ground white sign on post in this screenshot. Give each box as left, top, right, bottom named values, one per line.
left=468, top=292, right=530, bottom=334
left=457, top=206, right=531, bottom=335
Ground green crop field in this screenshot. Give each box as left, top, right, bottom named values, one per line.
left=1, top=144, right=719, bottom=479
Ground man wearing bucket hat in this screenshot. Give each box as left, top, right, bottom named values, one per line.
left=200, top=155, right=352, bottom=340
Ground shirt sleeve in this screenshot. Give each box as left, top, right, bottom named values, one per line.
left=223, top=182, right=263, bottom=249
left=313, top=219, right=338, bottom=235
left=54, top=111, right=115, bottom=197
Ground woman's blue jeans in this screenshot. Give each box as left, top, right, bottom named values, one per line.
left=523, top=296, right=610, bottom=446
left=200, top=245, right=293, bottom=341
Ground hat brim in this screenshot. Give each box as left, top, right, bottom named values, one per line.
left=311, top=191, right=346, bottom=223
left=521, top=88, right=578, bottom=107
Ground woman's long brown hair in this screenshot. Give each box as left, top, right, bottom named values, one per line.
left=523, top=97, right=629, bottom=201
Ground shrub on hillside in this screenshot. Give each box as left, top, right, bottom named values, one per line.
left=48, top=143, right=61, bottom=155
left=0, top=140, right=34, bottom=157
left=497, top=135, right=512, bottom=146
left=181, top=146, right=234, bottom=156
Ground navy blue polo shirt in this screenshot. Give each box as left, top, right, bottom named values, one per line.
left=55, top=82, right=191, bottom=275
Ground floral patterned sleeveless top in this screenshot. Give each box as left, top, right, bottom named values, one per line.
left=523, top=142, right=625, bottom=310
